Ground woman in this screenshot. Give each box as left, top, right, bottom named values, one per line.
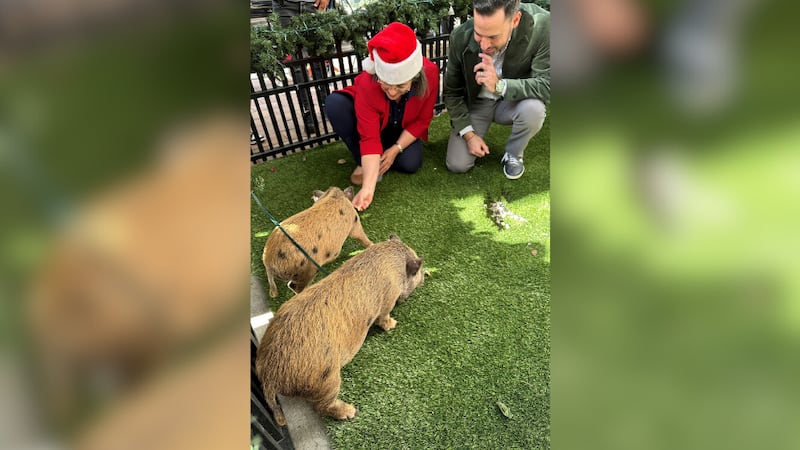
left=325, top=22, right=440, bottom=211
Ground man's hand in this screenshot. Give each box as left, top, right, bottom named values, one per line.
left=464, top=132, right=490, bottom=158
left=473, top=53, right=500, bottom=93
left=314, top=0, right=329, bottom=10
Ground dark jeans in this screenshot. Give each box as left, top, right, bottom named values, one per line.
left=325, top=92, right=423, bottom=173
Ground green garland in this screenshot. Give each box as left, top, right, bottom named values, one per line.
left=251, top=0, right=451, bottom=79
left=251, top=0, right=549, bottom=79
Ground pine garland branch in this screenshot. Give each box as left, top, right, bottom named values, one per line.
left=250, top=0, right=452, bottom=79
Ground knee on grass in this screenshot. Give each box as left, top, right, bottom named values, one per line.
left=446, top=159, right=473, bottom=173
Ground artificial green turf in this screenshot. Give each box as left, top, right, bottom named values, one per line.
left=251, top=111, right=550, bottom=449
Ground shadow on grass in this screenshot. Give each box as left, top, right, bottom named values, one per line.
left=251, top=112, right=550, bottom=449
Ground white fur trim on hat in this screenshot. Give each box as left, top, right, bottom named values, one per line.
left=371, top=41, right=423, bottom=85
left=362, top=56, right=376, bottom=75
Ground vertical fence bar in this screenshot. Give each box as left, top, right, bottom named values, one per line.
left=263, top=90, right=285, bottom=150
left=251, top=93, right=274, bottom=151
left=250, top=76, right=269, bottom=154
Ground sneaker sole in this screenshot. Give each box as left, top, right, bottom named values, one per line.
left=504, top=166, right=525, bottom=180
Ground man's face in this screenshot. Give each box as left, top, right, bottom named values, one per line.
left=473, top=8, right=521, bottom=56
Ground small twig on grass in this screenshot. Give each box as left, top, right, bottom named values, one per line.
left=496, top=400, right=514, bottom=419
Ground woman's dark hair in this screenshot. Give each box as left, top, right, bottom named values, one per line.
left=412, top=69, right=429, bottom=98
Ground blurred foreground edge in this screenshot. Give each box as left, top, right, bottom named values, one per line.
left=25, top=113, right=250, bottom=448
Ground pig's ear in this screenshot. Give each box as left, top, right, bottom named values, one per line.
left=406, top=257, right=423, bottom=277
left=389, top=233, right=401, bottom=242
left=343, top=186, right=354, bottom=200
left=312, top=190, right=325, bottom=202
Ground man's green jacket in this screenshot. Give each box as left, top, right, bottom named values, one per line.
left=443, top=3, right=550, bottom=133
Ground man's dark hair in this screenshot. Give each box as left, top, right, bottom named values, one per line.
left=473, top=0, right=520, bottom=18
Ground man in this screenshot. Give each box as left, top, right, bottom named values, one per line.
left=443, top=0, right=549, bottom=179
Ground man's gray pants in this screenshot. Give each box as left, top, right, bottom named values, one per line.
left=446, top=98, right=546, bottom=173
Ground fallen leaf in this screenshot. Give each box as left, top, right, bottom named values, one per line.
left=531, top=249, right=538, bottom=256
left=497, top=401, right=513, bottom=419
left=337, top=159, right=347, bottom=165
left=270, top=167, right=276, bottom=172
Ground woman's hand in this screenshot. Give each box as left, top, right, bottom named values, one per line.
left=353, top=154, right=380, bottom=211
left=379, top=145, right=401, bottom=175
left=352, top=187, right=374, bottom=211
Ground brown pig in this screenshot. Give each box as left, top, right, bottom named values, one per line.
left=261, top=186, right=372, bottom=297
left=255, top=234, right=425, bottom=426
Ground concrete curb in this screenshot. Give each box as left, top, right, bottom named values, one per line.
left=251, top=275, right=331, bottom=450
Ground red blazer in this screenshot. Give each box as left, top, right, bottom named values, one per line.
left=338, top=58, right=439, bottom=156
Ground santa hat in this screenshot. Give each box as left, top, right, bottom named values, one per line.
left=362, top=22, right=423, bottom=85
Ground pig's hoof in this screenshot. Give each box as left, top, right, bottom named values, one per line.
left=379, top=317, right=397, bottom=331
left=337, top=403, right=357, bottom=420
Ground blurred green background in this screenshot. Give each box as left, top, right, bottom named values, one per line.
left=553, top=0, right=800, bottom=449
left=1, top=1, right=251, bottom=448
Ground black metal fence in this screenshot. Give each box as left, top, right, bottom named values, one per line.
left=250, top=32, right=451, bottom=164
left=251, top=327, right=295, bottom=450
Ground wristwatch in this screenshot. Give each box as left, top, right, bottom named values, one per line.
left=495, top=79, right=506, bottom=96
